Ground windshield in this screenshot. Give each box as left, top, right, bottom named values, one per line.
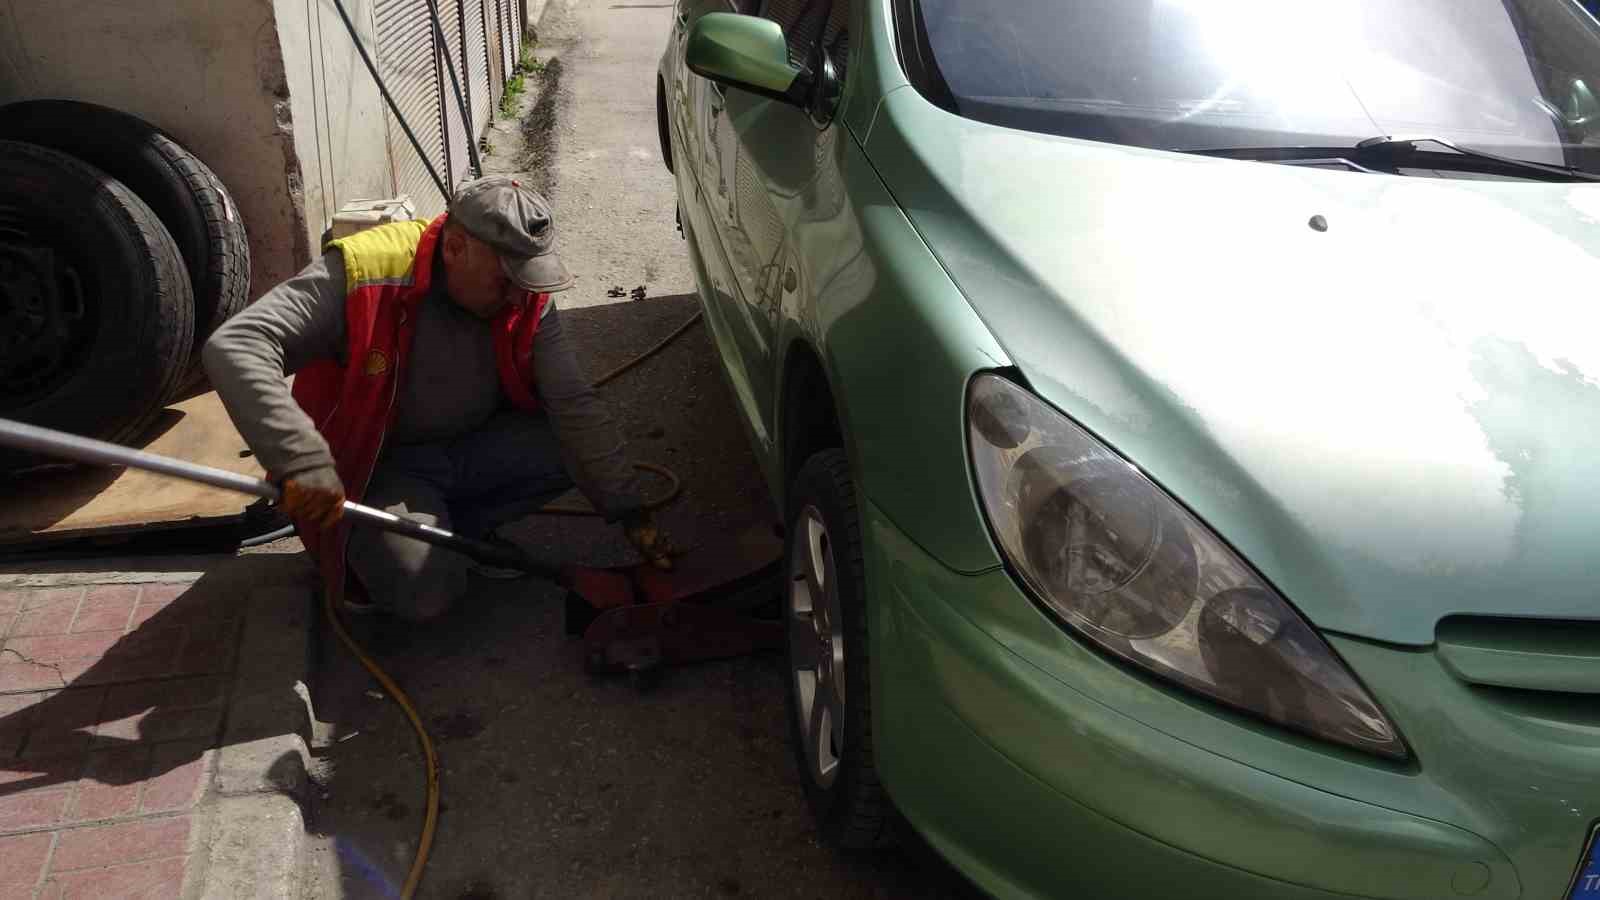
left=906, top=0, right=1600, bottom=174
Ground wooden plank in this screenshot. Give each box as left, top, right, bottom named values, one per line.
left=0, top=392, right=265, bottom=545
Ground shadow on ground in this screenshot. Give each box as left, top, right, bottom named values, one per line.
left=0, top=410, right=184, bottom=534
left=301, top=296, right=978, bottom=899
left=0, top=553, right=314, bottom=824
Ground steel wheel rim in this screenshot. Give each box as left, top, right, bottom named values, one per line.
left=789, top=505, right=845, bottom=790
left=0, top=211, right=94, bottom=410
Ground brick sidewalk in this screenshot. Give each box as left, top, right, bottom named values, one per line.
left=0, top=558, right=316, bottom=900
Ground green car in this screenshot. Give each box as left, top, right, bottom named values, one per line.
left=656, top=1, right=1600, bottom=897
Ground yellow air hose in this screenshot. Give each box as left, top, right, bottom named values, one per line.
left=322, top=593, right=440, bottom=898
left=327, top=310, right=703, bottom=898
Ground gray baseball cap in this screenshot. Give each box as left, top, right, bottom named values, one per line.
left=449, top=174, right=574, bottom=293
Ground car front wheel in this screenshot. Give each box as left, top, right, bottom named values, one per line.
left=784, top=449, right=893, bottom=849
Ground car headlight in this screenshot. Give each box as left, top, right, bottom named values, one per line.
left=967, top=374, right=1408, bottom=760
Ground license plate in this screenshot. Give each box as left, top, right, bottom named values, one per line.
left=1570, top=825, right=1600, bottom=899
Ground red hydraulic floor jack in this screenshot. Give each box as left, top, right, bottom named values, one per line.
left=561, top=524, right=785, bottom=685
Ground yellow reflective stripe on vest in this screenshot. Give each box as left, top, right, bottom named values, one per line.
left=325, top=218, right=431, bottom=292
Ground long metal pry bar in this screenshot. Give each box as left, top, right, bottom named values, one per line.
left=0, top=416, right=555, bottom=576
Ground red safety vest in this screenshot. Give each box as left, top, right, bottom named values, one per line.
left=288, top=214, right=551, bottom=604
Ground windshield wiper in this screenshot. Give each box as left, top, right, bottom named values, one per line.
left=1353, top=135, right=1600, bottom=182
left=1180, top=135, right=1600, bottom=182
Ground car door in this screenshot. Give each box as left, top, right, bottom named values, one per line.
left=672, top=0, right=779, bottom=448
left=704, top=0, right=852, bottom=448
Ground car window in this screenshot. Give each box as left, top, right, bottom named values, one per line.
left=760, top=0, right=850, bottom=80
left=904, top=0, right=1600, bottom=174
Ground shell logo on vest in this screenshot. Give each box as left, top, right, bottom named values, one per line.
left=364, top=349, right=390, bottom=376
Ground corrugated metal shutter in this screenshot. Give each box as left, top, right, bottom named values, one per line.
left=466, top=0, right=493, bottom=133
left=437, top=0, right=473, bottom=188
left=486, top=0, right=506, bottom=111
left=499, top=0, right=516, bottom=80
left=761, top=0, right=844, bottom=71
left=821, top=1, right=849, bottom=78
left=376, top=0, right=448, bottom=216
left=760, top=0, right=815, bottom=67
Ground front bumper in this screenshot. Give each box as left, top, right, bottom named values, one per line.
left=861, top=497, right=1585, bottom=900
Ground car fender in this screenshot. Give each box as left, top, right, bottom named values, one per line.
left=771, top=131, right=1011, bottom=575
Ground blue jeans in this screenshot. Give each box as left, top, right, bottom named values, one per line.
left=346, top=411, right=574, bottom=620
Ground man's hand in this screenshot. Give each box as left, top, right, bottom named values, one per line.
left=622, top=510, right=674, bottom=571
left=279, top=466, right=346, bottom=528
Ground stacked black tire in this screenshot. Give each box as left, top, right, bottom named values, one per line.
left=0, top=101, right=250, bottom=469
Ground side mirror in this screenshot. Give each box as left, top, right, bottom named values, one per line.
left=686, top=12, right=807, bottom=104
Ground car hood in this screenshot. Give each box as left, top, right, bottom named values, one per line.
left=867, top=88, right=1600, bottom=645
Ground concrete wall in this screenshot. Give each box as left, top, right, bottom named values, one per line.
left=272, top=0, right=398, bottom=251
left=0, top=0, right=311, bottom=297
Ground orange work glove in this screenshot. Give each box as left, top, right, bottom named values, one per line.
left=622, top=510, right=674, bottom=571
left=279, top=466, right=346, bottom=529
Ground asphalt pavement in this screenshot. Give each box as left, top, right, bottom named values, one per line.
left=300, top=2, right=972, bottom=897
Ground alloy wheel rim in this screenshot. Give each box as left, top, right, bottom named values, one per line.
left=789, top=506, right=845, bottom=790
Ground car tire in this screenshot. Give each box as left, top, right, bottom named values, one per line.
left=783, top=448, right=894, bottom=849
left=0, top=100, right=250, bottom=374
left=0, top=140, right=194, bottom=468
